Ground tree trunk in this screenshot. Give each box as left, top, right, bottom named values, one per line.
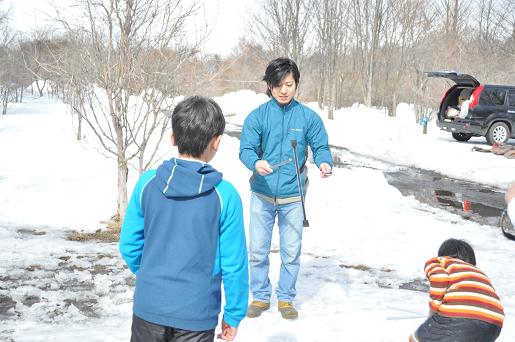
left=390, top=92, right=397, bottom=117
left=328, top=72, right=335, bottom=120
left=366, top=58, right=374, bottom=107
left=77, top=112, right=82, bottom=141
left=36, top=80, right=46, bottom=97
left=138, top=143, right=147, bottom=175
left=1, top=88, right=7, bottom=114
left=328, top=106, right=334, bottom=120
left=76, top=95, right=83, bottom=141
left=117, top=156, right=128, bottom=223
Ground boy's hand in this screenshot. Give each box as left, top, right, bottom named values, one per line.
left=319, top=162, right=332, bottom=178
left=217, top=321, right=237, bottom=341
left=255, top=160, right=273, bottom=176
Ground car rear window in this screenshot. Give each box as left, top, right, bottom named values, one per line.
left=480, top=88, right=507, bottom=106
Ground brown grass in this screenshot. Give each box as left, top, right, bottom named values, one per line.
left=67, top=219, right=121, bottom=243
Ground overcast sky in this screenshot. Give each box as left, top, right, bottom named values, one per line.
left=4, top=0, right=253, bottom=56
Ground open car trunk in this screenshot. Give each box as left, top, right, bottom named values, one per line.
left=425, top=71, right=481, bottom=120
left=440, top=86, right=476, bottom=120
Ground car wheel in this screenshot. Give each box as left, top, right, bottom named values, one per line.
left=486, top=122, right=510, bottom=145
left=452, top=133, right=472, bottom=142
left=499, top=208, right=515, bottom=241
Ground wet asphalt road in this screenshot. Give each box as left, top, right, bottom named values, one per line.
left=225, top=123, right=506, bottom=228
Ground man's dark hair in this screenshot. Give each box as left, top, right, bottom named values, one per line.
left=171, top=96, right=225, bottom=158
left=438, top=238, right=476, bottom=265
left=263, top=57, right=300, bottom=97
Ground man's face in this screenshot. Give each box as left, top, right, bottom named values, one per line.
left=270, top=73, right=296, bottom=105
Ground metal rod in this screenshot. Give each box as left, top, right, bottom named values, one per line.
left=291, top=139, right=309, bottom=227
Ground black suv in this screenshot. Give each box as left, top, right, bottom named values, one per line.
left=426, top=71, right=515, bottom=145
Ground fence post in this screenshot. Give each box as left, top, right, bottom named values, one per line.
left=420, top=117, right=428, bottom=134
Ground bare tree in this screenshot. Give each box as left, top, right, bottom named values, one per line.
left=350, top=0, right=391, bottom=107
left=0, top=1, right=16, bottom=114
left=379, top=0, right=434, bottom=116
left=19, top=29, right=59, bottom=97
left=48, top=0, right=202, bottom=221
left=432, top=0, right=473, bottom=68
left=494, top=0, right=515, bottom=57
left=437, top=0, right=472, bottom=37
left=312, top=0, right=350, bottom=119
left=477, top=0, right=496, bottom=45
left=248, top=0, right=312, bottom=64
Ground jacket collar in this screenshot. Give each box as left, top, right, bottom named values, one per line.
left=270, top=96, right=297, bottom=111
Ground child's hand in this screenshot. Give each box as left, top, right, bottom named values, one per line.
left=217, top=321, right=237, bottom=341
left=319, top=162, right=332, bottom=178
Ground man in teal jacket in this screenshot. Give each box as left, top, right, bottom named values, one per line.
left=239, top=58, right=333, bottom=319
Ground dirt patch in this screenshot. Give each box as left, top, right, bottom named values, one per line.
left=22, top=295, right=40, bottom=307
left=64, top=298, right=99, bottom=317
left=0, top=276, right=20, bottom=287
left=0, top=295, right=16, bottom=317
left=339, top=263, right=373, bottom=272
left=400, top=278, right=429, bottom=292
left=125, top=276, right=136, bottom=287
left=67, top=219, right=121, bottom=242
left=25, top=264, right=43, bottom=272
left=16, top=228, right=46, bottom=236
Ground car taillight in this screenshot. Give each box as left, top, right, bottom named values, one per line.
left=469, top=85, right=484, bottom=109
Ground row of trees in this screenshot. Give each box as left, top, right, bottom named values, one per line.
left=0, top=2, right=52, bottom=114
left=1, top=0, right=515, bottom=222
left=235, top=0, right=515, bottom=118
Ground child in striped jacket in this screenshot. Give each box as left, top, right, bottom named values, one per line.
left=410, top=238, right=504, bottom=342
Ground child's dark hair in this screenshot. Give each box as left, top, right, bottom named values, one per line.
left=263, top=57, right=300, bottom=97
left=171, top=96, right=225, bottom=158
left=438, top=238, right=476, bottom=265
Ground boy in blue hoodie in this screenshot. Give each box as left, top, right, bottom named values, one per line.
left=120, top=96, right=249, bottom=342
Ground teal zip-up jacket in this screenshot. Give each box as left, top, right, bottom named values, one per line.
left=239, top=97, right=333, bottom=198
left=120, top=158, right=249, bottom=331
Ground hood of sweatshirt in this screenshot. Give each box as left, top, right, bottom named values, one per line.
left=155, top=158, right=223, bottom=198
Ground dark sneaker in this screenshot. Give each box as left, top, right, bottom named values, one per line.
left=247, top=301, right=270, bottom=318
left=278, top=301, right=298, bottom=319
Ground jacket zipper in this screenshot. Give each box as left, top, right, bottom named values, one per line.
left=274, top=105, right=285, bottom=201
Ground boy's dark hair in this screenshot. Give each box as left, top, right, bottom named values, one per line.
left=263, top=57, right=300, bottom=97
left=171, top=96, right=225, bottom=158
left=438, top=238, right=476, bottom=265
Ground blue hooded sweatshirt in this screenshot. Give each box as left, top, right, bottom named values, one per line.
left=120, top=158, right=248, bottom=331
left=239, top=98, right=333, bottom=198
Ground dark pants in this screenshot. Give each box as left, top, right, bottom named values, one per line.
left=131, top=315, right=215, bottom=342
left=414, top=314, right=501, bottom=342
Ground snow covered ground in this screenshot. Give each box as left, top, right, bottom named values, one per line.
left=0, top=92, right=514, bottom=341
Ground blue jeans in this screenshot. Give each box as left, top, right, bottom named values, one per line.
left=248, top=193, right=304, bottom=303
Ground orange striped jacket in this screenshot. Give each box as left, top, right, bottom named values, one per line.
left=425, top=256, right=504, bottom=327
